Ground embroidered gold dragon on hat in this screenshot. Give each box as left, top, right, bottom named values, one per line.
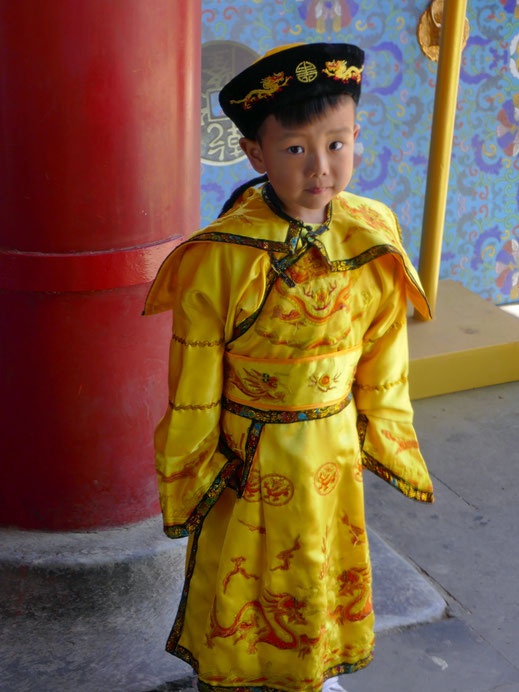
left=322, top=60, right=363, bottom=83
left=230, top=72, right=293, bottom=110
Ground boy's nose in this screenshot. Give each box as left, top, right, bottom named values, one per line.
left=307, top=151, right=328, bottom=177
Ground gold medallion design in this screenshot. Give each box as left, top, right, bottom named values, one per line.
left=261, top=474, right=294, bottom=506
left=314, top=462, right=339, bottom=495
left=295, top=61, right=318, bottom=83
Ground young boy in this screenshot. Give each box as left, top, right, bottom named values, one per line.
left=144, top=43, right=434, bottom=692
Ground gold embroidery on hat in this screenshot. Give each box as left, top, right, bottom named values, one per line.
left=322, top=60, right=363, bottom=84
left=295, top=61, right=318, bottom=83
left=230, top=72, right=293, bottom=110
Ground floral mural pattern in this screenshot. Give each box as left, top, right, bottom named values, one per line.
left=200, top=0, right=519, bottom=305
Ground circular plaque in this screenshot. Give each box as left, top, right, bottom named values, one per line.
left=201, top=41, right=259, bottom=166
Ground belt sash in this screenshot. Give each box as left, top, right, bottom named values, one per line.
left=220, top=346, right=360, bottom=497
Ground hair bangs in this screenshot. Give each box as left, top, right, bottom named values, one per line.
left=254, top=93, right=352, bottom=141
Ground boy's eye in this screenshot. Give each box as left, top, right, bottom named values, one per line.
left=329, top=141, right=343, bottom=151
left=287, top=145, right=304, bottom=154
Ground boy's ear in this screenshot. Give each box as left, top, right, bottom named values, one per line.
left=239, top=138, right=266, bottom=174
left=353, top=123, right=360, bottom=141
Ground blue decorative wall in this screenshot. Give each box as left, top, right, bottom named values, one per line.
left=200, top=0, right=519, bottom=305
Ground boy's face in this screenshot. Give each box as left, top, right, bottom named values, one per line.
left=240, top=97, right=359, bottom=224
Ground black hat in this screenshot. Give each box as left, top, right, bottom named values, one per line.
left=219, top=42, right=364, bottom=138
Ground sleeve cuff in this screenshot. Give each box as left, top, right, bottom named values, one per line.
left=357, top=413, right=434, bottom=503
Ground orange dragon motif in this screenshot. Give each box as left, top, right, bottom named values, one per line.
left=382, top=429, right=420, bottom=454
left=328, top=567, right=373, bottom=624
left=320, top=632, right=339, bottom=668
left=352, top=453, right=363, bottom=483
left=271, top=535, right=301, bottom=572
left=242, top=468, right=261, bottom=503
left=271, top=275, right=352, bottom=326
left=286, top=246, right=329, bottom=284
left=226, top=364, right=288, bottom=402
left=338, top=199, right=396, bottom=241
left=339, top=637, right=374, bottom=661
left=270, top=309, right=302, bottom=324
left=319, top=527, right=330, bottom=580
left=223, top=557, right=259, bottom=594
left=156, top=450, right=208, bottom=483
left=340, top=513, right=366, bottom=547
left=254, top=325, right=351, bottom=351
left=207, top=590, right=323, bottom=657
left=238, top=519, right=266, bottom=534
left=229, top=212, right=253, bottom=226
left=303, top=280, right=338, bottom=310
left=223, top=431, right=245, bottom=457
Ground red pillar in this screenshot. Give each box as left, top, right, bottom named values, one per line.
left=0, top=1, right=201, bottom=529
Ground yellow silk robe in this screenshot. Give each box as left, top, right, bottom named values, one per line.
left=144, top=185, right=434, bottom=692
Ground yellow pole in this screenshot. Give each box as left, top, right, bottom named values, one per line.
left=415, top=0, right=468, bottom=320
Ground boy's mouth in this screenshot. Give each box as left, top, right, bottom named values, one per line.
left=306, top=187, right=329, bottom=195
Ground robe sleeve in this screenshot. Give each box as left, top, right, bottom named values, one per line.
left=148, top=241, right=269, bottom=537
left=353, top=255, right=434, bottom=503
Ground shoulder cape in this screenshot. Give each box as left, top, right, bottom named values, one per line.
left=143, top=187, right=430, bottom=320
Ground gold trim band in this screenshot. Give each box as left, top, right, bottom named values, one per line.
left=172, top=334, right=224, bottom=347
left=169, top=400, right=220, bottom=411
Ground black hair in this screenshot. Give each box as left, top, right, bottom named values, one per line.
left=218, top=174, right=268, bottom=217
left=257, top=92, right=352, bottom=142
left=217, top=93, right=353, bottom=218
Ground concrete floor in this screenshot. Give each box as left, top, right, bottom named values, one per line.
left=352, top=380, right=519, bottom=692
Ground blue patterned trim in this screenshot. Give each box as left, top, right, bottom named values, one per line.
left=222, top=393, right=352, bottom=424
left=191, top=229, right=288, bottom=254
left=331, top=244, right=430, bottom=316
left=362, top=450, right=434, bottom=503
left=190, top=230, right=425, bottom=301
left=229, top=266, right=280, bottom=343
left=237, top=421, right=264, bottom=498
left=166, top=527, right=202, bottom=651
left=162, top=455, right=242, bottom=539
